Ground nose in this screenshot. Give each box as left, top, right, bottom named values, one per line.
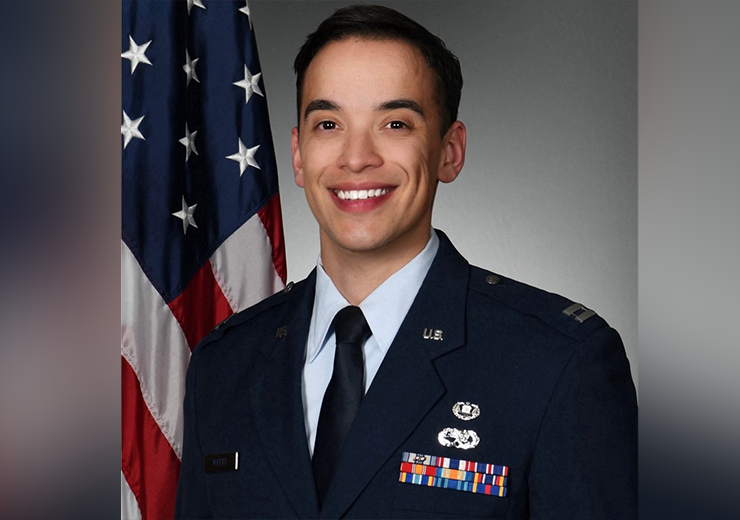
left=337, top=128, right=383, bottom=173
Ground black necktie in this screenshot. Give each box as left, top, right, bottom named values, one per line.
left=312, top=305, right=372, bottom=505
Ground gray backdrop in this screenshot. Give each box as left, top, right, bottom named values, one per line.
left=250, top=0, right=638, bottom=390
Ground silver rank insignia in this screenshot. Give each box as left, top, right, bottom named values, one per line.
left=452, top=401, right=480, bottom=421
left=438, top=427, right=480, bottom=450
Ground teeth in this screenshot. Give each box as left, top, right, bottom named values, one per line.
left=336, top=188, right=390, bottom=200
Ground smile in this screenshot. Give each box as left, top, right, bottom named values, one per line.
left=334, top=188, right=391, bottom=200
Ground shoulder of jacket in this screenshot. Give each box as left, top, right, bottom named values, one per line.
left=195, top=279, right=300, bottom=351
left=467, top=265, right=610, bottom=343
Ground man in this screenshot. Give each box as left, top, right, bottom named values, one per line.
left=175, top=5, right=637, bottom=519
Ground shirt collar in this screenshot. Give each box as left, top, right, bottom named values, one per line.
left=307, top=229, right=439, bottom=363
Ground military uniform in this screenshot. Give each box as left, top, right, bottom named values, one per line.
left=175, top=231, right=637, bottom=519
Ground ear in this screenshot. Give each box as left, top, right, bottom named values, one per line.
left=291, top=127, right=304, bottom=187
left=438, top=121, right=466, bottom=184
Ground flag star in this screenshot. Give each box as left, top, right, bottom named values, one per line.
left=121, top=36, right=152, bottom=74
left=233, top=65, right=263, bottom=104
left=172, top=196, right=198, bottom=234
left=179, top=124, right=199, bottom=162
left=121, top=110, right=145, bottom=149
left=183, top=50, right=200, bottom=86
left=186, top=0, right=206, bottom=15
left=226, top=139, right=260, bottom=176
left=239, top=1, right=252, bottom=29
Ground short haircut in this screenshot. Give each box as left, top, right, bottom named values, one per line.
left=293, top=4, right=463, bottom=136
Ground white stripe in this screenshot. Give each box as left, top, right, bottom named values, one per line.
left=121, top=471, right=143, bottom=520
left=121, top=241, right=190, bottom=458
left=210, top=212, right=284, bottom=312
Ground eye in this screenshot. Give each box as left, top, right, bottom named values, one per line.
left=317, top=121, right=336, bottom=131
left=387, top=120, right=408, bottom=130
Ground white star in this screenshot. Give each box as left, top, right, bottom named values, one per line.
left=121, top=110, right=145, bottom=149
left=226, top=139, right=260, bottom=176
left=233, top=65, right=263, bottom=104
left=121, top=36, right=152, bottom=74
left=172, top=196, right=198, bottom=234
left=179, top=123, right=199, bottom=162
left=186, top=0, right=206, bottom=15
left=183, top=50, right=200, bottom=86
left=239, top=1, right=252, bottom=29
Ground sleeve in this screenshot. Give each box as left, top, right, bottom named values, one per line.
left=174, top=346, right=213, bottom=519
left=529, top=325, right=638, bottom=520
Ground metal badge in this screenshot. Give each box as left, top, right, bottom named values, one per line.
left=413, top=453, right=428, bottom=463
left=452, top=401, right=480, bottom=421
left=562, top=303, right=596, bottom=323
left=438, top=427, right=480, bottom=450
left=422, top=328, right=444, bottom=341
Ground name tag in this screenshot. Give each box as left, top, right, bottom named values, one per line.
left=204, top=452, right=239, bottom=474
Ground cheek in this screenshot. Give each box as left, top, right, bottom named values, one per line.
left=393, top=141, right=437, bottom=179
left=301, top=141, right=341, bottom=176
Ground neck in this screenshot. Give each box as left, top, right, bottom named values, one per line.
left=320, top=231, right=431, bottom=306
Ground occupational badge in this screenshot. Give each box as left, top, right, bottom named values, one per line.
left=452, top=401, right=480, bottom=421
left=437, top=427, right=480, bottom=450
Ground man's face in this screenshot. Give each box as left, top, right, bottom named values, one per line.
left=292, top=38, right=465, bottom=262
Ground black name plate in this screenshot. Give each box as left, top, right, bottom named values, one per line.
left=204, top=452, right=239, bottom=474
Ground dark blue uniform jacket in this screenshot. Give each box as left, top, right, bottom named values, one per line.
left=175, top=231, right=638, bottom=519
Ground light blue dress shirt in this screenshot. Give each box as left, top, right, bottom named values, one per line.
left=302, top=230, right=440, bottom=456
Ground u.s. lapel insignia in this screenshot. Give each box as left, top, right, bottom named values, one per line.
left=422, top=328, right=444, bottom=341
left=438, top=427, right=480, bottom=450
left=452, top=401, right=480, bottom=421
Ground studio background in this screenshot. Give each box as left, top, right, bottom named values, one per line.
left=250, top=0, right=638, bottom=389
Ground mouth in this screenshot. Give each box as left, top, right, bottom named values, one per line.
left=334, top=188, right=392, bottom=201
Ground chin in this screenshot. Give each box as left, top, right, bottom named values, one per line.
left=326, top=227, right=390, bottom=254
left=340, top=235, right=387, bottom=254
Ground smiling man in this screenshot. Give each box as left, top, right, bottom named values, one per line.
left=175, top=5, right=637, bottom=519
left=292, top=35, right=465, bottom=306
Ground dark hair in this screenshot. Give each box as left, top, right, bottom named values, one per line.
left=293, top=4, right=463, bottom=136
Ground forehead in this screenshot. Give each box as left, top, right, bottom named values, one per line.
left=300, top=38, right=436, bottom=109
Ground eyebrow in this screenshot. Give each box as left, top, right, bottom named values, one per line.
left=377, top=99, right=426, bottom=119
left=302, top=98, right=426, bottom=123
left=303, top=99, right=340, bottom=122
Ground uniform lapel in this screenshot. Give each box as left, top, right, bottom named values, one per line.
left=248, top=273, right=321, bottom=519
left=320, top=232, right=470, bottom=518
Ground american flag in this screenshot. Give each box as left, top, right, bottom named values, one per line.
left=121, top=1, right=286, bottom=518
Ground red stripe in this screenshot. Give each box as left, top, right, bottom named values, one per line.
left=258, top=192, right=287, bottom=284
left=122, top=356, right=181, bottom=520
left=168, top=260, right=233, bottom=351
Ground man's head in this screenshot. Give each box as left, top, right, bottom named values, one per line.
left=291, top=5, right=466, bottom=270
left=293, top=4, right=463, bottom=136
